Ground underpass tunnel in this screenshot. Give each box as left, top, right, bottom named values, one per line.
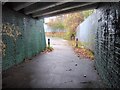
left=2, top=1, right=99, bottom=72
left=1, top=2, right=120, bottom=88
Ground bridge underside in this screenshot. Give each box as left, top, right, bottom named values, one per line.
left=3, top=2, right=99, bottom=19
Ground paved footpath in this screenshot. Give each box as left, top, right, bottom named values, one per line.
left=3, top=37, right=105, bottom=88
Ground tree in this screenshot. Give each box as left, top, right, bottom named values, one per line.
left=46, top=9, right=94, bottom=39
left=63, top=12, right=84, bottom=39
left=82, top=10, right=94, bottom=19
left=47, top=16, right=65, bottom=30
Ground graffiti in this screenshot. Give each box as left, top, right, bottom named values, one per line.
left=2, top=23, right=21, bottom=41
left=0, top=41, right=6, bottom=56
left=2, top=23, right=21, bottom=57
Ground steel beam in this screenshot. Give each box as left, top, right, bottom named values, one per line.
left=24, top=0, right=73, bottom=15
left=37, top=3, right=99, bottom=18
left=13, top=2, right=36, bottom=11
left=33, top=2, right=97, bottom=18
left=24, top=2, right=57, bottom=15
left=2, top=2, right=6, bottom=5
left=24, top=2, right=68, bottom=15
left=32, top=2, right=87, bottom=17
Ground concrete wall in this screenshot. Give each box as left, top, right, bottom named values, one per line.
left=2, top=7, right=46, bottom=70
left=76, top=12, right=98, bottom=51
left=95, top=2, right=120, bottom=88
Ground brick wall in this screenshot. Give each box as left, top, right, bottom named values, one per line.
left=95, top=2, right=120, bottom=88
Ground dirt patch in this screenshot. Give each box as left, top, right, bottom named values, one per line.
left=41, top=47, right=54, bottom=54
left=74, top=47, right=94, bottom=60
left=68, top=40, right=94, bottom=60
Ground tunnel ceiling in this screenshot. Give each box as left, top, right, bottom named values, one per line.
left=3, top=2, right=99, bottom=19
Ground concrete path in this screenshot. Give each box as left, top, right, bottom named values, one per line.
left=3, top=37, right=105, bottom=88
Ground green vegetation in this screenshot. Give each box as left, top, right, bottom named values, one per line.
left=45, top=10, right=94, bottom=60
left=46, top=10, right=94, bottom=40
left=48, top=19, right=64, bottom=30
left=82, top=10, right=94, bottom=19
left=63, top=12, right=84, bottom=40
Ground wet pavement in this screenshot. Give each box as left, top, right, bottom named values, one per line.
left=3, top=37, right=105, bottom=88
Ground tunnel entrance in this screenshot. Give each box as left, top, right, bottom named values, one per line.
left=1, top=2, right=120, bottom=88
left=44, top=10, right=95, bottom=60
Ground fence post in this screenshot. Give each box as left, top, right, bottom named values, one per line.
left=76, top=38, right=78, bottom=48
left=48, top=39, right=50, bottom=47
